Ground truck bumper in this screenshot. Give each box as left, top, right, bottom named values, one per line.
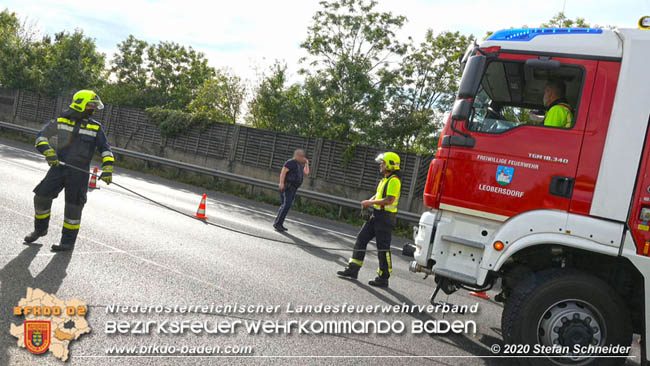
left=411, top=209, right=502, bottom=287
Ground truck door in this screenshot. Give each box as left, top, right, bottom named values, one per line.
left=440, top=53, right=597, bottom=220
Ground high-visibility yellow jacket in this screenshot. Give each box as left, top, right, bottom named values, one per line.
left=373, top=174, right=401, bottom=213
left=544, top=100, right=573, bottom=128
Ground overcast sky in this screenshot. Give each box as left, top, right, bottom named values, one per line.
left=2, top=0, right=647, bottom=84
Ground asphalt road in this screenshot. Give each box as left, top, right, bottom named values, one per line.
left=0, top=137, right=641, bottom=366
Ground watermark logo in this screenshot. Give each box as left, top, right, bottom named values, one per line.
left=10, top=288, right=90, bottom=362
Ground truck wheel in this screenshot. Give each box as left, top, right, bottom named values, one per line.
left=501, top=269, right=632, bottom=366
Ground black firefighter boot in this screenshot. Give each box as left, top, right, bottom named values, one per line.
left=51, top=220, right=80, bottom=252
left=25, top=196, right=52, bottom=244
left=368, top=277, right=389, bottom=288
left=51, top=235, right=76, bottom=252
left=24, top=217, right=49, bottom=244
left=337, top=265, right=360, bottom=280
left=52, top=204, right=83, bottom=252
left=51, top=226, right=78, bottom=252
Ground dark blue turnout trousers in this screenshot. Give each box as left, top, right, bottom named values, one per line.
left=349, top=210, right=396, bottom=279
left=32, top=165, right=89, bottom=245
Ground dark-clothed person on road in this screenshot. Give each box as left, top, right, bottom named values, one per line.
left=273, top=149, right=310, bottom=232
left=24, top=90, right=114, bottom=252
left=337, top=152, right=402, bottom=288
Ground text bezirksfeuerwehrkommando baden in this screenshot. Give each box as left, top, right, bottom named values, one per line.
left=105, top=302, right=476, bottom=315
left=104, top=318, right=477, bottom=335
left=104, top=303, right=479, bottom=335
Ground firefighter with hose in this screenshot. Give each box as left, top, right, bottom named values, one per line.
left=24, top=90, right=114, bottom=252
left=337, top=152, right=402, bottom=288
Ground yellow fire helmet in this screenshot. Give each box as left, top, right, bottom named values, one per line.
left=640, top=16, right=650, bottom=29
left=70, top=90, right=104, bottom=112
left=375, top=152, right=401, bottom=171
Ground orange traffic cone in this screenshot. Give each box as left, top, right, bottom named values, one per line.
left=89, top=167, right=99, bottom=190
left=194, top=194, right=208, bottom=220
left=469, top=291, right=490, bottom=300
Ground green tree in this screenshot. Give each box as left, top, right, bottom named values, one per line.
left=299, top=0, right=408, bottom=143
left=250, top=3, right=473, bottom=153
left=383, top=30, right=473, bottom=152
left=100, top=35, right=155, bottom=107
left=147, top=41, right=215, bottom=109
left=0, top=9, right=41, bottom=91
left=0, top=9, right=105, bottom=96
left=110, top=35, right=148, bottom=87
left=188, top=69, right=246, bottom=124
left=38, top=30, right=106, bottom=95
left=103, top=35, right=215, bottom=109
left=249, top=62, right=334, bottom=137
left=247, top=62, right=323, bottom=135
left=247, top=62, right=289, bottom=129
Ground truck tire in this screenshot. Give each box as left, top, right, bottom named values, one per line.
left=501, top=269, right=632, bottom=366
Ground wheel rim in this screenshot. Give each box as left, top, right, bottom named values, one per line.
left=537, top=299, right=606, bottom=365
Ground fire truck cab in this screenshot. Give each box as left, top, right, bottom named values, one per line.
left=407, top=27, right=650, bottom=365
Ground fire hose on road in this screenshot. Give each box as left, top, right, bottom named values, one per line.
left=57, top=160, right=394, bottom=253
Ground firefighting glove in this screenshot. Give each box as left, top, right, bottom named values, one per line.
left=43, top=149, right=59, bottom=166
left=100, top=166, right=113, bottom=185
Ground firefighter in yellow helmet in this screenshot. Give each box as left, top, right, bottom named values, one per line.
left=24, top=90, right=114, bottom=252
left=337, top=152, right=402, bottom=288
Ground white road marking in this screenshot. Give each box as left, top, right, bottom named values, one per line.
left=82, top=236, right=229, bottom=293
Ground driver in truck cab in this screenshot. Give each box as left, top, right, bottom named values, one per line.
left=543, top=79, right=574, bottom=128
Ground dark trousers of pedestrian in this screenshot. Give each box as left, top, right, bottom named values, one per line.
left=274, top=186, right=296, bottom=227
left=348, top=210, right=396, bottom=279
left=32, top=165, right=89, bottom=246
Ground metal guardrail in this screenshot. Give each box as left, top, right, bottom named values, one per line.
left=0, top=121, right=422, bottom=223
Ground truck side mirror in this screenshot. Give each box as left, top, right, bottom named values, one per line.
left=457, top=55, right=486, bottom=99
left=451, top=99, right=472, bottom=121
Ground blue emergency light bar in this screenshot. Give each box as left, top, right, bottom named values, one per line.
left=488, top=28, right=603, bottom=41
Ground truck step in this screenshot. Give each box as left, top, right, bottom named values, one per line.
left=441, top=235, right=485, bottom=249
left=433, top=268, right=478, bottom=286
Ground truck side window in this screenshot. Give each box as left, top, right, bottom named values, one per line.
left=467, top=60, right=583, bottom=134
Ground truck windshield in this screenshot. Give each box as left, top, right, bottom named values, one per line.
left=467, top=59, right=584, bottom=134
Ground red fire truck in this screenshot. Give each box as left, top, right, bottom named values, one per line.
left=405, top=23, right=650, bottom=366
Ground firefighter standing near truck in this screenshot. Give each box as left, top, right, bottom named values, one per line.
left=337, top=152, right=401, bottom=288
left=24, top=90, right=114, bottom=252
